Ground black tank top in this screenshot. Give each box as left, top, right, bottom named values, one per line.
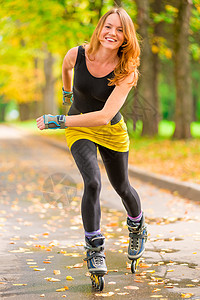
left=68, top=46, right=121, bottom=124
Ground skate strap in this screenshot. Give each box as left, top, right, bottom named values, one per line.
left=84, top=252, right=105, bottom=262
left=129, top=232, right=147, bottom=239
left=84, top=245, right=104, bottom=252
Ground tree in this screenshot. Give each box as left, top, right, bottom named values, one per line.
left=135, top=0, right=159, bottom=136
left=173, top=0, right=193, bottom=139
left=114, top=0, right=122, bottom=6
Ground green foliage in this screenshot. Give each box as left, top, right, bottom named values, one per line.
left=0, top=0, right=200, bottom=127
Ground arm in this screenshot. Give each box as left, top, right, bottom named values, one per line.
left=62, top=47, right=78, bottom=91
left=37, top=67, right=134, bottom=130
left=63, top=72, right=134, bottom=127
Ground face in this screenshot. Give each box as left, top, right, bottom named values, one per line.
left=99, top=13, right=125, bottom=50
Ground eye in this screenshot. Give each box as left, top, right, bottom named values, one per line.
left=118, top=29, right=123, bottom=32
left=105, top=25, right=111, bottom=29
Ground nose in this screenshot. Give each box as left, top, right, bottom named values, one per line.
left=109, top=27, right=116, bottom=36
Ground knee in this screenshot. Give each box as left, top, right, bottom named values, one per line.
left=115, top=183, right=130, bottom=199
left=85, top=177, right=101, bottom=195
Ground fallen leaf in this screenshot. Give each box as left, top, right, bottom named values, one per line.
left=117, top=292, right=129, bottom=295
left=72, top=263, right=83, bottom=268
left=181, top=293, right=194, bottom=299
left=45, top=277, right=61, bottom=282
left=34, top=268, right=46, bottom=271
left=66, top=276, right=74, bottom=280
left=95, top=292, right=115, bottom=297
left=53, top=270, right=61, bottom=275
left=56, top=288, right=66, bottom=292
left=124, top=286, right=139, bottom=290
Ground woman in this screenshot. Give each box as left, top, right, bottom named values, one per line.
left=37, top=7, right=147, bottom=282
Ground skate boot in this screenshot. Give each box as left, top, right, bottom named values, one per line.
left=127, top=214, right=147, bottom=273
left=84, top=234, right=107, bottom=291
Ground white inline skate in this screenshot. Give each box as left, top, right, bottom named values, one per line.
left=84, top=234, right=107, bottom=291
left=127, top=214, right=147, bottom=273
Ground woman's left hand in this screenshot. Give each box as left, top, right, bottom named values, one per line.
left=36, top=116, right=45, bottom=130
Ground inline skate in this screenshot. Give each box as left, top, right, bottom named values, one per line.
left=84, top=234, right=107, bottom=291
left=127, top=214, right=147, bottom=273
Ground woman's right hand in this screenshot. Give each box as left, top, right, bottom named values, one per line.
left=36, top=116, right=45, bottom=130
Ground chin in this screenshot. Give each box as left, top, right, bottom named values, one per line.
left=101, top=42, right=120, bottom=50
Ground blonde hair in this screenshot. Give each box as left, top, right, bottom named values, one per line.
left=86, top=8, right=140, bottom=86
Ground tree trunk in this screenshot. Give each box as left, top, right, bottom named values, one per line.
left=18, top=103, right=30, bottom=121
left=43, top=51, right=57, bottom=115
left=135, top=0, right=159, bottom=136
left=114, top=0, right=122, bottom=7
left=151, top=0, right=163, bottom=127
left=173, top=0, right=193, bottom=139
left=0, top=103, right=7, bottom=122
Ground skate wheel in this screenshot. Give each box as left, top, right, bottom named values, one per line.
left=91, top=275, right=95, bottom=287
left=98, top=276, right=104, bottom=291
left=131, top=260, right=137, bottom=273
left=90, top=274, right=105, bottom=291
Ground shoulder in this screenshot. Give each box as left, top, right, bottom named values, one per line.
left=63, top=47, right=79, bottom=69
left=118, top=71, right=136, bottom=88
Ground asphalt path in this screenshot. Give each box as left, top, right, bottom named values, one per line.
left=0, top=125, right=199, bottom=300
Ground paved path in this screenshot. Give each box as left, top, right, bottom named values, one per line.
left=0, top=125, right=200, bottom=300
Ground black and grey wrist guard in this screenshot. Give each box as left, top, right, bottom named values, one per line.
left=62, top=87, right=73, bottom=105
left=43, top=114, right=67, bottom=129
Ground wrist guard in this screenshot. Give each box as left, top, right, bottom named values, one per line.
left=43, top=114, right=67, bottom=129
left=62, top=87, right=73, bottom=105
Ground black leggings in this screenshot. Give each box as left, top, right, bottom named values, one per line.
left=71, top=139, right=141, bottom=232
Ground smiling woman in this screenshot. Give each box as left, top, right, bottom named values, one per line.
left=36, top=7, right=147, bottom=291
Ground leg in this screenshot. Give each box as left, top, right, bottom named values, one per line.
left=71, top=139, right=101, bottom=232
left=99, top=145, right=147, bottom=270
left=98, top=146, right=141, bottom=217
left=71, top=139, right=107, bottom=286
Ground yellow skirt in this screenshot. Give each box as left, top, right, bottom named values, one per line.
left=65, top=116, right=129, bottom=152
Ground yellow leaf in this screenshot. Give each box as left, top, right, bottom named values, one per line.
left=66, top=276, right=74, bottom=280
left=181, top=293, right=194, bottom=299
left=152, top=45, right=159, bottom=54
left=53, top=270, right=61, bottom=275
left=56, top=288, right=66, bottom=292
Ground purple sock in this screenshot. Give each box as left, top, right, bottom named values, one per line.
left=128, top=211, right=142, bottom=223
left=85, top=229, right=101, bottom=238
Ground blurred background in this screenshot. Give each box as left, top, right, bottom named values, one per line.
left=0, top=0, right=200, bottom=139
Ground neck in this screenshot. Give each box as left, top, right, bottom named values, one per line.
left=90, top=45, right=119, bottom=64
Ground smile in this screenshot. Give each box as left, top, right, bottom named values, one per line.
left=105, top=37, right=116, bottom=42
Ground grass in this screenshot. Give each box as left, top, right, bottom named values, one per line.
left=9, top=119, right=200, bottom=184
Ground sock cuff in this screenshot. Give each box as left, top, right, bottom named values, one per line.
left=85, top=229, right=101, bottom=238
left=128, top=211, right=142, bottom=222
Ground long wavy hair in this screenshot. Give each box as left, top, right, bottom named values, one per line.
left=86, top=8, right=140, bottom=86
